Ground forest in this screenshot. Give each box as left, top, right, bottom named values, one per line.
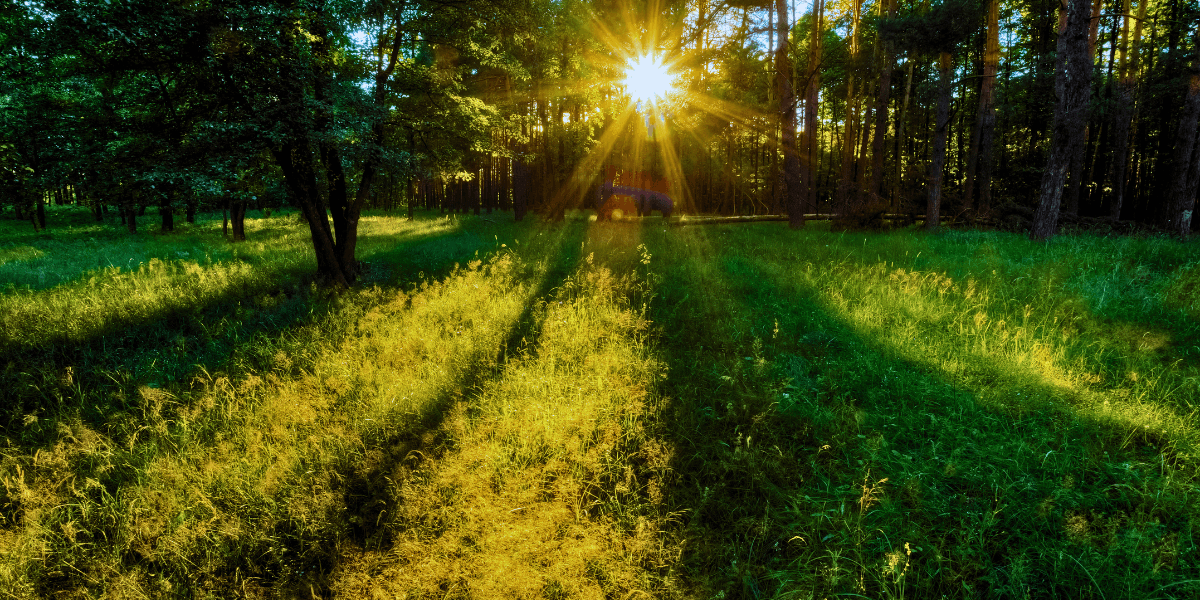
left=2, top=0, right=1200, bottom=598
left=4, top=0, right=1200, bottom=281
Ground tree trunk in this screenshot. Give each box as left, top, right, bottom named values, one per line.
left=1031, top=0, right=1093, bottom=239
left=926, top=52, right=953, bottom=231
left=965, top=0, right=1000, bottom=214
left=1168, top=35, right=1200, bottom=237
left=868, top=0, right=896, bottom=201
left=894, top=60, right=915, bottom=209
left=124, top=199, right=137, bottom=234
left=837, top=75, right=857, bottom=213
left=484, top=157, right=493, bottom=214
left=1061, top=0, right=1105, bottom=218
left=513, top=160, right=529, bottom=221
left=34, top=192, right=46, bottom=230
left=804, top=0, right=824, bottom=215
left=185, top=193, right=196, bottom=223
left=1108, top=0, right=1147, bottom=220
left=320, top=140, right=358, bottom=278
left=273, top=141, right=350, bottom=287
left=836, top=0, right=861, bottom=213
left=775, top=0, right=805, bottom=228
left=228, top=198, right=244, bottom=241
left=160, top=193, right=174, bottom=232
left=1150, top=0, right=1183, bottom=224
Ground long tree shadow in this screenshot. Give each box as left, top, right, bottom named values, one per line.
left=0, top=216, right=592, bottom=598
left=644, top=231, right=1198, bottom=599
left=295, top=219, right=592, bottom=594
left=0, top=218, right=503, bottom=450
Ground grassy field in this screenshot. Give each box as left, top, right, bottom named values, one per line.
left=1, top=205, right=1198, bottom=599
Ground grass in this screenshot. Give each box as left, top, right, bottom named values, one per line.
left=1, top=206, right=1198, bottom=598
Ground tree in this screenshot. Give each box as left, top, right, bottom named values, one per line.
left=1031, top=0, right=1094, bottom=239
left=1106, top=0, right=1148, bottom=220
left=867, top=0, right=897, bottom=202
left=776, top=0, right=804, bottom=228
left=926, top=50, right=953, bottom=230
left=835, top=0, right=864, bottom=213
left=210, top=0, right=517, bottom=286
left=963, top=0, right=999, bottom=214
left=883, top=0, right=980, bottom=231
left=803, top=0, right=825, bottom=215
left=1167, top=28, right=1200, bottom=237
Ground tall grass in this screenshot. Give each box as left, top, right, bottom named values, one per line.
left=643, top=222, right=1200, bottom=598
left=1, top=208, right=1198, bottom=598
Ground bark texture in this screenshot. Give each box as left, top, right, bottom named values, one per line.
left=776, top=0, right=805, bottom=228
left=836, top=0, right=862, bottom=212
left=1169, top=36, right=1200, bottom=237
left=1031, top=0, right=1094, bottom=239
left=926, top=52, right=953, bottom=231
left=867, top=0, right=896, bottom=201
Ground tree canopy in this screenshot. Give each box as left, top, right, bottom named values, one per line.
left=3, top=0, right=1200, bottom=280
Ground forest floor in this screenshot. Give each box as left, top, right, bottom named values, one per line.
left=1, top=205, right=1199, bottom=599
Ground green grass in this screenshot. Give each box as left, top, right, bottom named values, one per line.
left=1, top=207, right=1198, bottom=598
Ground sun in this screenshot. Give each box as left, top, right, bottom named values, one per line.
left=622, top=54, right=674, bottom=103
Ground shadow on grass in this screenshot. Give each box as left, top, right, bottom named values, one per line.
left=0, top=215, right=592, bottom=598
left=277, top=220, right=591, bottom=596
left=0, top=217, right=503, bottom=449
left=644, top=231, right=1198, bottom=599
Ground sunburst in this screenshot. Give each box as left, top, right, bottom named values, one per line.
left=622, top=54, right=675, bottom=104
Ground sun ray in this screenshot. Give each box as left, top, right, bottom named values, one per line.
left=543, top=104, right=640, bottom=214
left=623, top=54, right=675, bottom=103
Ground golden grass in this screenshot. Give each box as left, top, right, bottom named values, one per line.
left=330, top=258, right=676, bottom=598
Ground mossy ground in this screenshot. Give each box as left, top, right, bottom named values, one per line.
left=1, top=205, right=1198, bottom=598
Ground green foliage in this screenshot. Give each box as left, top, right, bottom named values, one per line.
left=881, top=0, right=984, bottom=55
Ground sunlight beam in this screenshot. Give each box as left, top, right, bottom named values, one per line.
left=623, top=54, right=675, bottom=104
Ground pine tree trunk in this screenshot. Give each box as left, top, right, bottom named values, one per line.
left=966, top=0, right=1000, bottom=214
left=836, top=0, right=861, bottom=213
left=837, top=74, right=857, bottom=213
left=1150, top=0, right=1183, bottom=224
left=1031, top=0, right=1093, bottom=239
left=513, top=160, right=529, bottom=222
left=1168, top=37, right=1200, bottom=237
left=894, top=60, right=915, bottom=209
left=1108, top=0, right=1146, bottom=220
left=776, top=0, right=805, bottom=228
left=926, top=52, right=953, bottom=231
left=868, top=0, right=896, bottom=202
left=1061, top=0, right=1105, bottom=218
left=804, top=0, right=824, bottom=214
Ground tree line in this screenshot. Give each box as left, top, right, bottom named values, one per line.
left=2, top=0, right=1198, bottom=284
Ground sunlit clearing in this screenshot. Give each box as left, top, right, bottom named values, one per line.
left=623, top=54, right=673, bottom=103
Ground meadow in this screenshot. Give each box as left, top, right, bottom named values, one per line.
left=1, top=205, right=1198, bottom=599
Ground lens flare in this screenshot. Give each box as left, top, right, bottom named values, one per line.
left=622, top=54, right=674, bottom=103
